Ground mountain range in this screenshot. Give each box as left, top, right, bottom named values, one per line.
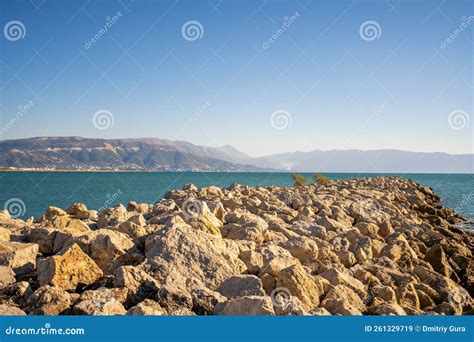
left=0, top=136, right=472, bottom=173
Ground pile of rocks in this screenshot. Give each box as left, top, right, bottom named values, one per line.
left=0, top=176, right=472, bottom=316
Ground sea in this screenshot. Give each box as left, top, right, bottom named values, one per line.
left=0, top=172, right=473, bottom=221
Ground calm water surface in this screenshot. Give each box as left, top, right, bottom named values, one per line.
left=0, top=172, right=472, bottom=220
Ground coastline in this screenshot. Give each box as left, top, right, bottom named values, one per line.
left=0, top=176, right=473, bottom=316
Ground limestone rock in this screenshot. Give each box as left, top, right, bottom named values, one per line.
left=276, top=264, right=322, bottom=311
left=217, top=275, right=265, bottom=299
left=37, top=243, right=103, bottom=291
left=321, top=285, right=364, bottom=315
left=127, top=299, right=165, bottom=315
left=0, top=241, right=38, bottom=276
left=0, top=304, right=26, bottom=315
left=28, top=285, right=74, bottom=315
left=0, top=265, right=16, bottom=289
left=214, top=296, right=275, bottom=315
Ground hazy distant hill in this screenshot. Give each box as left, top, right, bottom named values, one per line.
left=0, top=137, right=262, bottom=172
left=248, top=149, right=473, bottom=173
left=0, top=137, right=472, bottom=173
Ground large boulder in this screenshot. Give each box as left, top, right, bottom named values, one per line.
left=27, top=285, right=75, bottom=315
left=276, top=264, right=322, bottom=311
left=144, top=223, right=245, bottom=290
left=216, top=275, right=265, bottom=299
left=0, top=304, right=26, bottom=315
left=37, top=243, right=103, bottom=291
left=0, top=265, right=16, bottom=289
left=0, top=241, right=38, bottom=275
left=279, top=236, right=318, bottom=262
left=127, top=299, right=165, bottom=315
left=114, top=265, right=160, bottom=305
left=321, top=285, right=365, bottom=315
left=214, top=296, right=275, bottom=315
left=68, top=229, right=142, bottom=274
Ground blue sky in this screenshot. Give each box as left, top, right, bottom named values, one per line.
left=0, top=0, right=472, bottom=156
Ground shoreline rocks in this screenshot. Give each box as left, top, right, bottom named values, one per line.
left=0, top=176, right=473, bottom=315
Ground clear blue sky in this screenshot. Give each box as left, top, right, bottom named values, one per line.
left=0, top=0, right=472, bottom=156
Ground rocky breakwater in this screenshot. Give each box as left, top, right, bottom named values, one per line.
left=0, top=176, right=473, bottom=316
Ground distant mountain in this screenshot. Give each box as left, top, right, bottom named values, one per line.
left=0, top=137, right=472, bottom=173
left=249, top=149, right=474, bottom=173
left=0, top=137, right=264, bottom=172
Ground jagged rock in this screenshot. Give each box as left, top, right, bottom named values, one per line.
left=0, top=227, right=10, bottom=241
left=321, top=285, right=364, bottom=315
left=0, top=241, right=38, bottom=275
left=276, top=264, right=322, bottom=311
left=66, top=203, right=88, bottom=216
left=79, top=287, right=128, bottom=306
left=37, top=243, right=103, bottom=290
left=424, top=245, right=453, bottom=278
left=27, top=285, right=75, bottom=315
left=319, top=268, right=366, bottom=299
left=239, top=249, right=264, bottom=274
left=73, top=298, right=127, bottom=315
left=155, top=283, right=193, bottom=314
left=127, top=299, right=165, bottom=315
left=0, top=304, right=26, bottom=315
left=114, top=265, right=159, bottom=305
left=69, top=229, right=142, bottom=274
left=279, top=236, right=318, bottom=262
left=214, top=296, right=275, bottom=315
left=145, top=223, right=245, bottom=290
left=217, top=275, right=265, bottom=298
left=190, top=286, right=227, bottom=315
left=368, top=303, right=407, bottom=315
left=0, top=265, right=16, bottom=289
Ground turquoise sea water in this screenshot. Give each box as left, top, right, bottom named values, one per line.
left=0, top=172, right=473, bottom=220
